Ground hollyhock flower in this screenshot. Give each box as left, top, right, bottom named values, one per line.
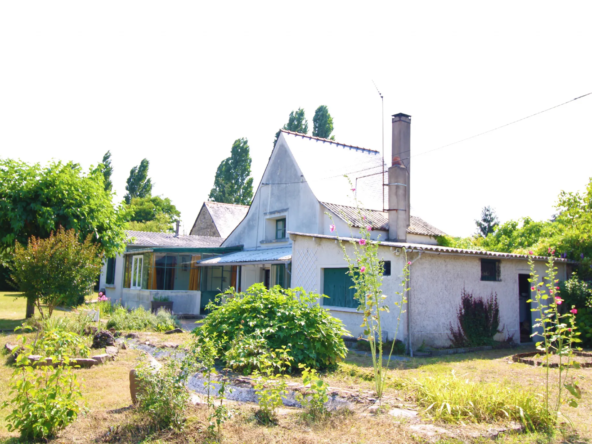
left=571, top=308, right=578, bottom=314
left=360, top=266, right=366, bottom=273
left=531, top=286, right=536, bottom=291
left=408, top=261, right=412, bottom=265
left=556, top=286, right=560, bottom=290
left=528, top=251, right=534, bottom=255
left=568, top=328, right=572, bottom=332
left=555, top=297, right=562, bottom=305
left=351, top=188, right=356, bottom=192
left=330, top=224, right=335, bottom=232
left=359, top=239, right=366, bottom=246
left=366, top=225, right=372, bottom=231
left=99, top=292, right=104, bottom=297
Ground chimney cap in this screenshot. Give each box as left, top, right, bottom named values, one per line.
left=392, top=113, right=412, bottom=121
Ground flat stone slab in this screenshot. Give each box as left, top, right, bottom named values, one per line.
left=72, top=358, right=98, bottom=368
left=389, top=408, right=419, bottom=419
left=165, top=328, right=184, bottom=335
left=91, top=354, right=112, bottom=364
left=106, top=346, right=119, bottom=356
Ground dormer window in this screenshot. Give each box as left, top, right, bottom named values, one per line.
left=276, top=218, right=286, bottom=239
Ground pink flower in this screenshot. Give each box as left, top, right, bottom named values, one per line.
left=99, top=292, right=104, bottom=297
left=366, top=225, right=372, bottom=231
left=351, top=188, right=356, bottom=192
left=571, top=308, right=578, bottom=314
left=362, top=215, right=367, bottom=220
left=528, top=251, right=534, bottom=255
left=568, top=328, right=572, bottom=332
left=407, top=261, right=412, bottom=265
left=330, top=224, right=335, bottom=233
left=359, top=239, right=366, bottom=246
left=550, top=290, right=554, bottom=295
left=556, top=286, right=560, bottom=291
left=360, top=266, right=366, bottom=273
left=555, top=297, right=563, bottom=305
left=531, top=286, right=535, bottom=291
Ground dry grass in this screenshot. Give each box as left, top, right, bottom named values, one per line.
left=0, top=297, right=591, bottom=443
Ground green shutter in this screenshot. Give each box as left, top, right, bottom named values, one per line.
left=323, top=268, right=357, bottom=308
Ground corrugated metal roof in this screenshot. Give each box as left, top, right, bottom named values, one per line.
left=198, top=247, right=292, bottom=265
left=205, top=202, right=249, bottom=238
left=287, top=231, right=575, bottom=263
left=321, top=202, right=447, bottom=237
left=126, top=230, right=223, bottom=248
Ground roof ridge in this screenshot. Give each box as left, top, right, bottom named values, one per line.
left=205, top=201, right=250, bottom=208
left=280, top=129, right=379, bottom=154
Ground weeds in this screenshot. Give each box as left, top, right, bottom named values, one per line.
left=296, top=364, right=330, bottom=423
left=106, top=306, right=179, bottom=332
left=412, top=371, right=554, bottom=431
left=253, top=347, right=293, bottom=425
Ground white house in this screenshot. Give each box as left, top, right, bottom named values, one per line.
left=198, top=114, right=572, bottom=350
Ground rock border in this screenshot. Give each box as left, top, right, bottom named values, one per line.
left=4, top=342, right=120, bottom=368
left=512, top=351, right=592, bottom=368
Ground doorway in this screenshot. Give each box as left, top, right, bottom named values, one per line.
left=518, top=274, right=532, bottom=342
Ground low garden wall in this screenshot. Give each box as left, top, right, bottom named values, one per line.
left=121, top=289, right=201, bottom=316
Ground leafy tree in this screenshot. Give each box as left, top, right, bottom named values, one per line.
left=208, top=138, right=254, bottom=205
left=274, top=108, right=309, bottom=146
left=312, top=105, right=335, bottom=140
left=0, top=159, right=129, bottom=316
left=9, top=228, right=103, bottom=318
left=125, top=159, right=152, bottom=204
left=126, top=196, right=181, bottom=233
left=478, top=217, right=554, bottom=253
left=99, top=151, right=113, bottom=192
left=475, top=206, right=499, bottom=238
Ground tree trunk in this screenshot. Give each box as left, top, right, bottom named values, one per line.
left=26, top=296, right=35, bottom=318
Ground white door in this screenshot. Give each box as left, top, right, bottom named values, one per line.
left=131, top=255, right=143, bottom=290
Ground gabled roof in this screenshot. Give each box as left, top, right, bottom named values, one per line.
left=280, top=131, right=385, bottom=211
left=204, top=202, right=249, bottom=238
left=126, top=230, right=223, bottom=248
left=321, top=202, right=447, bottom=237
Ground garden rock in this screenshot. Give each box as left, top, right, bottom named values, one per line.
left=106, top=346, right=119, bottom=357
left=91, top=354, right=112, bottom=364
left=92, top=330, right=115, bottom=348
left=388, top=408, right=419, bottom=420
left=72, top=358, right=98, bottom=368
left=129, top=355, right=162, bottom=404
left=165, top=328, right=183, bottom=334
left=126, top=332, right=140, bottom=339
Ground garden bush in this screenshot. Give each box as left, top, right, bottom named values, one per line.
left=2, top=329, right=85, bottom=440
left=560, top=273, right=592, bottom=347
left=195, top=284, right=349, bottom=371
left=106, top=306, right=179, bottom=332
left=449, top=289, right=501, bottom=347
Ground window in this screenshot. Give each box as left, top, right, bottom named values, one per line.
left=276, top=218, right=286, bottom=239
left=130, top=255, right=144, bottom=289
left=323, top=268, right=357, bottom=308
left=382, top=260, right=391, bottom=276
left=201, top=266, right=233, bottom=292
left=271, top=263, right=290, bottom=289
left=105, top=258, right=116, bottom=286
left=481, top=259, right=501, bottom=281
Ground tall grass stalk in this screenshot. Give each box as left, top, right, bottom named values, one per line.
left=329, top=181, right=409, bottom=401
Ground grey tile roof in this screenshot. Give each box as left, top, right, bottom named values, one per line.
left=321, top=202, right=447, bottom=237
left=206, top=202, right=249, bottom=238
left=288, top=232, right=575, bottom=263
left=126, top=230, right=223, bottom=248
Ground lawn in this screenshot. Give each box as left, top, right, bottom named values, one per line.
left=0, top=292, right=28, bottom=331
left=0, top=294, right=591, bottom=443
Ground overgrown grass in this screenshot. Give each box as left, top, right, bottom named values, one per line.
left=106, top=306, right=179, bottom=332
left=412, top=371, right=554, bottom=431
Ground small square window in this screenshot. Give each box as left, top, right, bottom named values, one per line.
left=382, top=261, right=391, bottom=276
left=276, top=218, right=286, bottom=239
left=481, top=259, right=500, bottom=281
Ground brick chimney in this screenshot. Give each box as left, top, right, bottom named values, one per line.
left=388, top=113, right=411, bottom=242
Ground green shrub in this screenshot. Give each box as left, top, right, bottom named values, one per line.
left=106, top=306, right=179, bottom=332
left=449, top=289, right=501, bottom=347
left=413, top=372, right=554, bottom=431
left=195, top=284, right=349, bottom=371
left=224, top=331, right=270, bottom=375
left=136, top=358, right=189, bottom=431
left=2, top=329, right=85, bottom=440
left=253, top=348, right=292, bottom=425
left=560, top=274, right=592, bottom=347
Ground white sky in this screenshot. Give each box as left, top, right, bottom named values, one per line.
left=1, top=1, right=591, bottom=237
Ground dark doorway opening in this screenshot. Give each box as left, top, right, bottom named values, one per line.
left=519, top=274, right=532, bottom=342
left=263, top=269, right=271, bottom=289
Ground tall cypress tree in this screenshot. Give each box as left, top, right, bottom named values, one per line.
left=475, top=206, right=500, bottom=238
left=312, top=105, right=335, bottom=140
left=274, top=108, right=309, bottom=146
left=209, top=138, right=254, bottom=205
left=124, top=159, right=152, bottom=204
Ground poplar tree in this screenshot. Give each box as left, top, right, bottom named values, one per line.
left=273, top=108, right=309, bottom=146
left=209, top=138, right=254, bottom=205
left=125, top=159, right=152, bottom=204
left=100, top=151, right=113, bottom=192
left=312, top=105, right=335, bottom=140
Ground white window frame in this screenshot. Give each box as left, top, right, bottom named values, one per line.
left=131, top=255, right=144, bottom=290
